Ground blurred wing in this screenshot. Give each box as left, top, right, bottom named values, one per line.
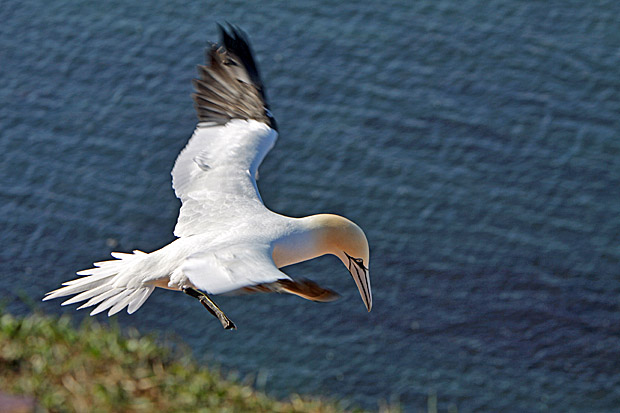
left=183, top=243, right=290, bottom=295
left=172, top=25, right=278, bottom=237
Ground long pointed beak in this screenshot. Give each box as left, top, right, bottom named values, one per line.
left=349, top=265, right=372, bottom=312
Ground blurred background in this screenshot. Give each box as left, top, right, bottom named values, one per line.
left=2, top=0, right=619, bottom=411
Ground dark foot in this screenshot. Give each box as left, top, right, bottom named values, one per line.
left=183, top=287, right=237, bottom=330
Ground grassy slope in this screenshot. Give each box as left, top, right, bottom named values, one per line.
left=0, top=312, right=363, bottom=412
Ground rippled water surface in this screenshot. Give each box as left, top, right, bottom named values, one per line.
left=2, top=1, right=620, bottom=411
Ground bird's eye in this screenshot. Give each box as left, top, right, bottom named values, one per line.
left=344, top=252, right=366, bottom=269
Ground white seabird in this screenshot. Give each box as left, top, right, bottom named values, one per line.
left=43, top=25, right=371, bottom=329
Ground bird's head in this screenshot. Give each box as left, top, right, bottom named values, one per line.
left=314, top=214, right=372, bottom=311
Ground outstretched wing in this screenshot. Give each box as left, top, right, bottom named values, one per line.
left=172, top=120, right=276, bottom=237
left=183, top=243, right=340, bottom=302
left=183, top=243, right=288, bottom=295
left=172, top=26, right=277, bottom=237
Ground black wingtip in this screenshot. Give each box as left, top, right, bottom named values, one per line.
left=192, top=24, right=277, bottom=130
left=217, top=23, right=277, bottom=130
left=217, top=24, right=262, bottom=92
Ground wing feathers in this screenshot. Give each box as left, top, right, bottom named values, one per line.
left=171, top=120, right=277, bottom=237
left=171, top=25, right=279, bottom=238
left=183, top=244, right=290, bottom=295
left=275, top=279, right=341, bottom=302
left=192, top=25, right=275, bottom=128
left=237, top=279, right=340, bottom=303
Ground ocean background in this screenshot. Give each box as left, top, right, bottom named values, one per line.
left=2, top=0, right=620, bottom=411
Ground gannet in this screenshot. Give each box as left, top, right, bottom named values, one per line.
left=43, top=25, right=371, bottom=329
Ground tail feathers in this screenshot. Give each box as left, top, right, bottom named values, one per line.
left=61, top=285, right=111, bottom=306
left=43, top=250, right=154, bottom=316
left=127, top=287, right=154, bottom=314
left=89, top=289, right=132, bottom=316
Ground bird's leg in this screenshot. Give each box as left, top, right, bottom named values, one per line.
left=182, top=287, right=236, bottom=330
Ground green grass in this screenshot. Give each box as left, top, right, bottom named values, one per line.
left=0, top=311, right=388, bottom=412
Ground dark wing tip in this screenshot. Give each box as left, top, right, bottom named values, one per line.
left=192, top=24, right=277, bottom=130
left=227, top=278, right=340, bottom=303
left=219, top=24, right=261, bottom=91
left=276, top=279, right=341, bottom=302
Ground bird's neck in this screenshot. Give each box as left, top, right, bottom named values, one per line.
left=271, top=214, right=349, bottom=268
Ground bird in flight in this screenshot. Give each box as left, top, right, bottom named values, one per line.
left=44, top=25, right=371, bottom=329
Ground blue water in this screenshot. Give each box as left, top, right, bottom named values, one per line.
left=2, top=0, right=620, bottom=411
